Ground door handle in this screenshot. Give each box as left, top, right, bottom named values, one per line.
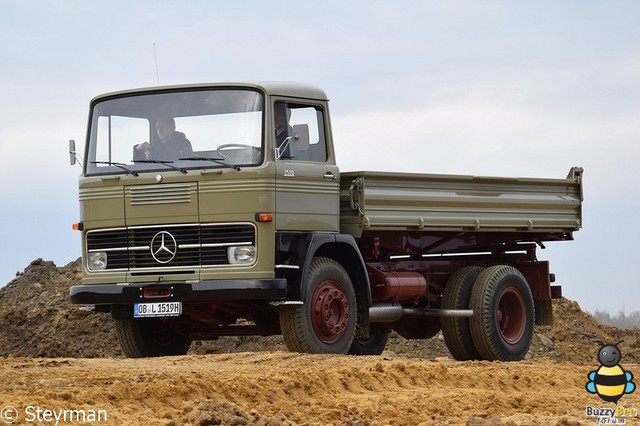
left=323, top=172, right=337, bottom=180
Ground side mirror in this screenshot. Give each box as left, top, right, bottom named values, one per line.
left=274, top=124, right=311, bottom=160
left=291, top=124, right=310, bottom=152
left=69, top=139, right=77, bottom=166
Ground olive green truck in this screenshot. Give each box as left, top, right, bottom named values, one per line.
left=69, top=82, right=583, bottom=361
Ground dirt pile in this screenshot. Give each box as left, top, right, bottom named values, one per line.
left=1, top=354, right=639, bottom=425
left=1, top=258, right=638, bottom=363
left=537, top=297, right=640, bottom=364
left=2, top=259, right=640, bottom=425
left=0, top=259, right=121, bottom=358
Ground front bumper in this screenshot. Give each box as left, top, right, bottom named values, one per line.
left=69, top=279, right=288, bottom=305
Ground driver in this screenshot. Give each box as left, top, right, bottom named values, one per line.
left=134, top=117, right=193, bottom=161
left=274, top=102, right=292, bottom=146
left=274, top=102, right=295, bottom=158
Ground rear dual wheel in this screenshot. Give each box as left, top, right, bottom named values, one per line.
left=470, top=265, right=535, bottom=361
left=442, top=265, right=535, bottom=361
left=441, top=266, right=484, bottom=360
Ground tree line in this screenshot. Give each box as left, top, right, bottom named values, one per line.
left=590, top=309, right=640, bottom=330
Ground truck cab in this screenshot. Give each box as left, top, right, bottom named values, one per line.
left=70, top=82, right=359, bottom=356
left=75, top=82, right=338, bottom=279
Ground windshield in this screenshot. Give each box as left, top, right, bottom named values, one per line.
left=86, top=89, right=264, bottom=175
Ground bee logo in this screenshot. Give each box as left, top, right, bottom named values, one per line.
left=586, top=342, right=636, bottom=403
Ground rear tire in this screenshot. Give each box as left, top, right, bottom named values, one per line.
left=115, top=318, right=191, bottom=358
left=441, top=266, right=484, bottom=360
left=280, top=257, right=357, bottom=354
left=469, top=265, right=535, bottom=361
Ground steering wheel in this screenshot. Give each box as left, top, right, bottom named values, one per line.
left=216, top=143, right=261, bottom=159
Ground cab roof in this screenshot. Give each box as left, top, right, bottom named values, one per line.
left=90, top=81, right=329, bottom=104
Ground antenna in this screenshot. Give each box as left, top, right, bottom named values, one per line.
left=153, top=43, right=160, bottom=86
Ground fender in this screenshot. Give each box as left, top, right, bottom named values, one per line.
left=275, top=232, right=371, bottom=307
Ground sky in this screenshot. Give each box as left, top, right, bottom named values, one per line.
left=0, top=1, right=638, bottom=314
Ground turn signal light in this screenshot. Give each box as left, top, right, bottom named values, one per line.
left=72, top=222, right=84, bottom=231
left=255, top=212, right=273, bottom=222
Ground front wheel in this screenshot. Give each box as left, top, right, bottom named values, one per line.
left=469, top=265, right=535, bottom=361
left=280, top=257, right=357, bottom=354
left=348, top=329, right=389, bottom=355
left=115, top=318, right=192, bottom=358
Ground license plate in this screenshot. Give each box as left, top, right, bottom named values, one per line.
left=134, top=302, right=182, bottom=318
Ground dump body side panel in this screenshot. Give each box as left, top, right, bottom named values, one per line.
left=340, top=168, right=583, bottom=240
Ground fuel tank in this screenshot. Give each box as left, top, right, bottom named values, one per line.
left=370, top=270, right=427, bottom=302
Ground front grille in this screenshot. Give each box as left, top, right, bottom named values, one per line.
left=129, top=183, right=193, bottom=205
left=86, top=223, right=255, bottom=270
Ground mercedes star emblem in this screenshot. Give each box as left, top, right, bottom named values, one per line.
left=150, top=231, right=178, bottom=264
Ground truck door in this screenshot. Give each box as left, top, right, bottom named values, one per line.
left=274, top=101, right=339, bottom=232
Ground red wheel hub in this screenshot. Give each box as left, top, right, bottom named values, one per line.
left=311, top=281, right=350, bottom=344
left=496, top=287, right=526, bottom=344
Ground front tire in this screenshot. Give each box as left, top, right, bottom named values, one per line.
left=280, top=257, right=357, bottom=354
left=115, top=318, right=192, bottom=358
left=469, top=265, right=535, bottom=361
left=348, top=329, right=389, bottom=355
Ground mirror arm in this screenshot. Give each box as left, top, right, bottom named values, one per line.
left=275, top=135, right=297, bottom=160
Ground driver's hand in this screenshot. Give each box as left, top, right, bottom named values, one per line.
left=136, top=141, right=151, bottom=159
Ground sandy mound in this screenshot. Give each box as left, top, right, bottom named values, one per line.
left=2, top=259, right=640, bottom=425
left=1, top=258, right=638, bottom=363
left=5, top=354, right=631, bottom=426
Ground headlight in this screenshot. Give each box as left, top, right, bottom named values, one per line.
left=88, top=252, right=107, bottom=270
left=227, top=246, right=255, bottom=265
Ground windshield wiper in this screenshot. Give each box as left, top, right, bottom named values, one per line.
left=134, top=160, right=187, bottom=174
left=91, top=161, right=139, bottom=177
left=180, top=156, right=241, bottom=172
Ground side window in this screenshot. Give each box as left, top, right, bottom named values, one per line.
left=275, top=102, right=327, bottom=162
